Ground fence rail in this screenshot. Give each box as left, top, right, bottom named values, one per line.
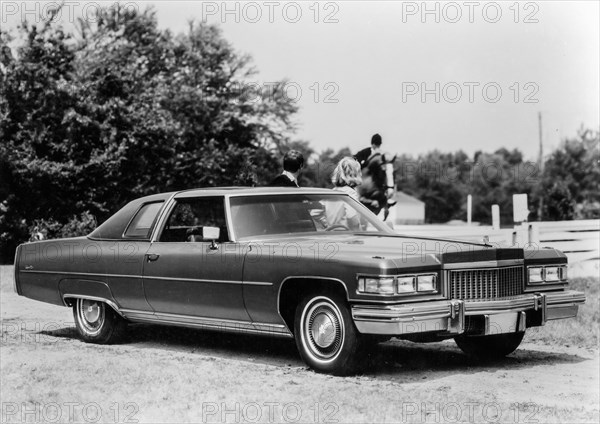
left=529, top=219, right=600, bottom=264
left=395, top=220, right=600, bottom=276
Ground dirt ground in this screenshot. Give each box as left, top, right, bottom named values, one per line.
left=1, top=266, right=598, bottom=423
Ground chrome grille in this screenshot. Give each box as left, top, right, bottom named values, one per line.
left=449, top=266, right=523, bottom=300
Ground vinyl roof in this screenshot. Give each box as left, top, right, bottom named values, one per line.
left=174, top=186, right=338, bottom=197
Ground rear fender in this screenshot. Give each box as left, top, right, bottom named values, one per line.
left=59, top=279, right=121, bottom=315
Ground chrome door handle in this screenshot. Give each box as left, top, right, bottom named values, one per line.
left=146, top=254, right=160, bottom=262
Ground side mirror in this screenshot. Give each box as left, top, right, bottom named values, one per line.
left=202, top=226, right=220, bottom=250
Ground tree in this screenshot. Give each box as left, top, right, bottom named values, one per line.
left=396, top=150, right=471, bottom=223
left=308, top=146, right=353, bottom=188
left=0, top=5, right=297, bottom=262
left=535, top=128, right=600, bottom=220
left=469, top=148, right=536, bottom=225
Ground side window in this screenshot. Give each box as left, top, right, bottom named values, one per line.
left=159, top=197, right=228, bottom=242
left=124, top=202, right=164, bottom=239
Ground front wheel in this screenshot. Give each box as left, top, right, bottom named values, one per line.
left=454, top=331, right=525, bottom=360
left=294, top=293, right=363, bottom=375
left=73, top=299, right=126, bottom=344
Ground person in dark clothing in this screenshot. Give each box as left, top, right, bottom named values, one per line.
left=354, top=133, right=397, bottom=216
left=354, top=133, right=383, bottom=168
left=269, top=150, right=304, bottom=187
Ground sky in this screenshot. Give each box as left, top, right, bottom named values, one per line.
left=2, top=1, right=598, bottom=160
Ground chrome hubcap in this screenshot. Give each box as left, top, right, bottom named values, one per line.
left=311, top=312, right=336, bottom=348
left=302, top=299, right=344, bottom=362
left=77, top=299, right=105, bottom=335
left=83, top=302, right=100, bottom=323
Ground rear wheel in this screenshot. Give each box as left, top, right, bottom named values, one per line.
left=294, top=293, right=363, bottom=375
left=73, top=299, right=126, bottom=344
left=454, top=331, right=525, bottom=360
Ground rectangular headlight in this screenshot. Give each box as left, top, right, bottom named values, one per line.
left=417, top=274, right=437, bottom=292
left=357, top=273, right=439, bottom=295
left=358, top=277, right=395, bottom=295
left=528, top=266, right=544, bottom=283
left=545, top=266, right=560, bottom=282
left=397, top=276, right=416, bottom=294
left=528, top=265, right=568, bottom=285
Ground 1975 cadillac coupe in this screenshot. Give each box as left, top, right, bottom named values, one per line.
left=14, top=187, right=585, bottom=374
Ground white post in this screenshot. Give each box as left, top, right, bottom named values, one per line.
left=513, top=194, right=529, bottom=223
left=492, top=204, right=500, bottom=230
left=467, top=194, right=472, bottom=225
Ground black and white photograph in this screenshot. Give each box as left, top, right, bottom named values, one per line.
left=1, top=1, right=599, bottom=423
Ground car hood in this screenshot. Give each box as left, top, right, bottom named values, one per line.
left=252, top=232, right=525, bottom=270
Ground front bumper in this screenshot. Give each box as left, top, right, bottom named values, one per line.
left=351, top=290, right=586, bottom=336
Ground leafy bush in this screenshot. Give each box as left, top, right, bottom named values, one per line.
left=0, top=5, right=294, bottom=262
left=28, top=212, right=97, bottom=241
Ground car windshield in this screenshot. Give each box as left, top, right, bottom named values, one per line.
left=229, top=193, right=391, bottom=240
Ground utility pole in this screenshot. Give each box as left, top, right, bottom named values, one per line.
left=537, top=112, right=544, bottom=220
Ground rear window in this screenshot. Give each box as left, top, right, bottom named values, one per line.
left=124, top=202, right=164, bottom=238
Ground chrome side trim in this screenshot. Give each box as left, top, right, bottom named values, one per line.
left=22, top=270, right=143, bottom=279
left=123, top=310, right=292, bottom=338
left=120, top=309, right=154, bottom=317
left=143, top=275, right=243, bottom=285
left=23, top=270, right=270, bottom=287
left=61, top=294, right=124, bottom=317
left=244, top=281, right=273, bottom=286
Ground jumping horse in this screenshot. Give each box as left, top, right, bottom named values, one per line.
left=356, top=152, right=397, bottom=221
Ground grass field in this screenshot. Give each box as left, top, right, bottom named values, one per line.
left=524, top=277, right=600, bottom=348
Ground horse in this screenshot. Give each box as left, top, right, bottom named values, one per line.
left=356, top=152, right=397, bottom=220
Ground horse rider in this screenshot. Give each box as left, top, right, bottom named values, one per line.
left=269, top=150, right=304, bottom=187
left=354, top=133, right=396, bottom=208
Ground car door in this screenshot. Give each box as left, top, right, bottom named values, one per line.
left=100, top=201, right=165, bottom=312
left=142, top=195, right=251, bottom=322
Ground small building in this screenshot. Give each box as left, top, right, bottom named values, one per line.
left=380, top=191, right=425, bottom=224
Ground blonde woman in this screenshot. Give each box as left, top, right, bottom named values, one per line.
left=326, top=157, right=363, bottom=230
